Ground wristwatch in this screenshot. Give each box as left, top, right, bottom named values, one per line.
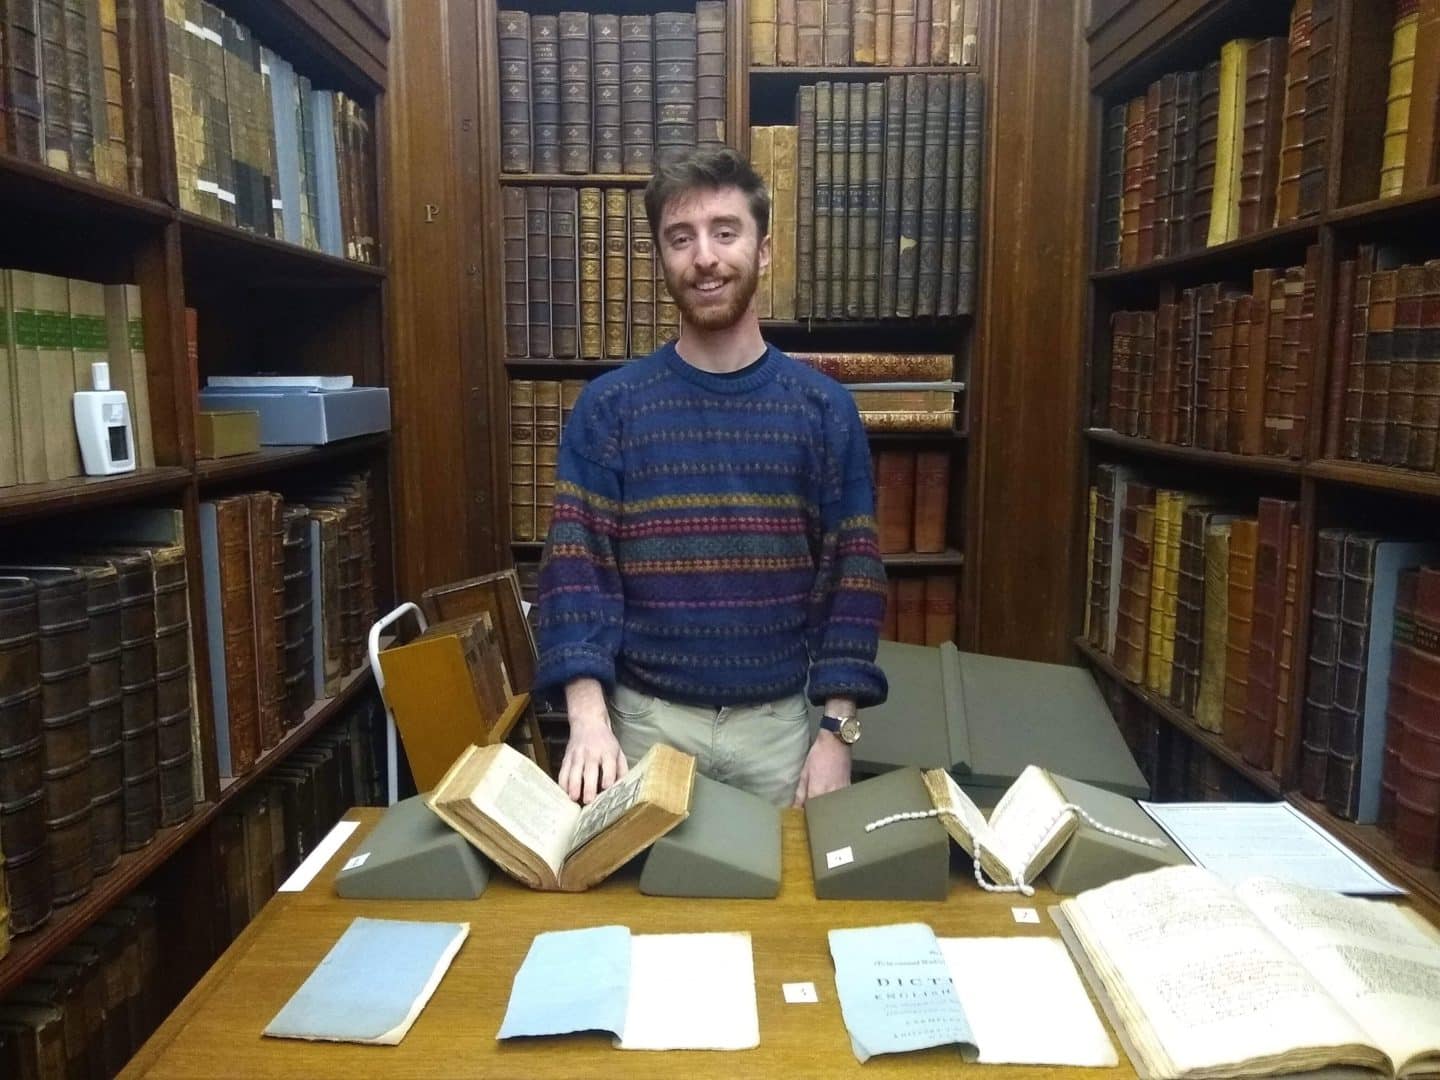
left=819, top=714, right=862, bottom=745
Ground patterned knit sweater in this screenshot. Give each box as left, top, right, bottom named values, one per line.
left=533, top=341, right=888, bottom=709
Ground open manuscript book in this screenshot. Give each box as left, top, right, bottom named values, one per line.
left=1056, top=865, right=1440, bottom=1079
left=427, top=742, right=695, bottom=892
left=920, top=764, right=1080, bottom=887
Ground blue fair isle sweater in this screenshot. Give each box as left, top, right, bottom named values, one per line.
left=533, top=341, right=889, bottom=709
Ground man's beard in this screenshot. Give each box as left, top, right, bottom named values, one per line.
left=664, top=255, right=761, bottom=332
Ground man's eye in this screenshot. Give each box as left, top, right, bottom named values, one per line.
left=670, top=235, right=690, bottom=248
left=716, top=230, right=735, bottom=241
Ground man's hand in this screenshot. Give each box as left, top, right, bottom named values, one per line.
left=792, top=731, right=852, bottom=807
left=558, top=678, right=628, bottom=804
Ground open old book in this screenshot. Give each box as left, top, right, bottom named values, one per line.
left=920, top=764, right=1079, bottom=887
left=427, top=742, right=695, bottom=892
left=1056, top=865, right=1440, bottom=1079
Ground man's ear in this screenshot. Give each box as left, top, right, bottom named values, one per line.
left=758, top=232, right=772, bottom=272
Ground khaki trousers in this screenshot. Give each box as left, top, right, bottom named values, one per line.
left=607, top=682, right=812, bottom=807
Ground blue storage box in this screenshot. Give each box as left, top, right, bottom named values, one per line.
left=198, top=386, right=391, bottom=445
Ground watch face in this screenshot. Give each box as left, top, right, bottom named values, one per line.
left=839, top=716, right=861, bottom=745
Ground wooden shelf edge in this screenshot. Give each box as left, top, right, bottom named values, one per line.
left=1086, top=429, right=1304, bottom=475
left=503, top=358, right=631, bottom=370
left=499, top=173, right=651, bottom=185
left=882, top=549, right=966, bottom=568
left=1090, top=219, right=1319, bottom=281
left=1307, top=459, right=1440, bottom=498
left=0, top=153, right=172, bottom=222
left=1074, top=637, right=1283, bottom=798
left=760, top=316, right=971, bottom=329
left=1327, top=185, right=1440, bottom=230
left=0, top=660, right=377, bottom=997
left=0, top=467, right=193, bottom=520
left=195, top=434, right=391, bottom=486
left=178, top=212, right=385, bottom=280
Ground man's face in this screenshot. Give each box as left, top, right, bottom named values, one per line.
left=655, top=185, right=772, bottom=332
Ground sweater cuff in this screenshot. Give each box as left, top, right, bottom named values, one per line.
left=807, top=658, right=888, bottom=710
left=532, top=644, right=616, bottom=697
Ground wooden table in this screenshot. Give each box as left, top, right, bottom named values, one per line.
left=123, top=808, right=1135, bottom=1078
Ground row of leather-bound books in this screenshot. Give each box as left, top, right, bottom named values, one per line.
left=0, top=536, right=198, bottom=939
left=881, top=572, right=956, bottom=646
left=0, top=0, right=143, bottom=193
left=496, top=6, right=727, bottom=177
left=1098, top=0, right=1334, bottom=270
left=873, top=447, right=950, bottom=555
left=1086, top=466, right=1440, bottom=869
left=749, top=0, right=980, bottom=68
left=1105, top=248, right=1320, bottom=460
left=762, top=74, right=982, bottom=322
left=198, top=473, right=378, bottom=782
left=161, top=0, right=379, bottom=262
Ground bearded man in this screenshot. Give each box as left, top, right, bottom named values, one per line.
left=532, top=147, right=888, bottom=808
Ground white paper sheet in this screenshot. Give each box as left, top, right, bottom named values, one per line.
left=618, top=932, right=759, bottom=1051
left=279, top=819, right=360, bottom=892
left=1140, top=802, right=1401, bottom=895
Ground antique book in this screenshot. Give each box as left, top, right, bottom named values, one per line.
left=696, top=2, right=726, bottom=149
left=776, top=0, right=797, bottom=65
left=796, top=85, right=817, bottom=319
left=1159, top=492, right=1188, bottom=695
left=890, top=0, right=916, bottom=66
left=1191, top=283, right=1220, bottom=449
left=628, top=191, right=655, bottom=355
left=525, top=188, right=550, bottom=358
left=578, top=188, right=603, bottom=359
left=1237, top=37, right=1287, bottom=237
left=548, top=187, right=578, bottom=359
left=428, top=742, right=694, bottom=892
left=862, top=82, right=883, bottom=317
left=592, top=14, right=622, bottom=173
left=1171, top=507, right=1215, bottom=712
left=1207, top=39, right=1252, bottom=247
left=1393, top=568, right=1440, bottom=861
left=558, top=11, right=591, bottom=174
left=1121, top=95, right=1145, bottom=267
left=1152, top=73, right=1177, bottom=261
left=1190, top=61, right=1221, bottom=251
left=1240, top=268, right=1277, bottom=454
left=1099, top=104, right=1126, bottom=270
left=1221, top=517, right=1258, bottom=753
left=1243, top=498, right=1296, bottom=772
left=813, top=82, right=832, bottom=318
left=751, top=0, right=777, bottom=66
left=876, top=0, right=893, bottom=65
left=828, top=83, right=849, bottom=317
left=915, top=74, right=948, bottom=316
left=1209, top=296, right=1236, bottom=451
left=924, top=573, right=956, bottom=645
left=248, top=493, right=285, bottom=754
left=1361, top=266, right=1399, bottom=463
left=1276, top=0, right=1311, bottom=225
left=533, top=382, right=560, bottom=535
left=1300, top=528, right=1347, bottom=800
left=1173, top=288, right=1197, bottom=445
left=1138, top=81, right=1159, bottom=265
left=654, top=11, right=695, bottom=167
left=792, top=352, right=951, bottom=380
left=896, top=576, right=925, bottom=645
left=1404, top=0, right=1440, bottom=192
left=497, top=11, right=530, bottom=172
left=913, top=450, right=950, bottom=554
left=1169, top=71, right=1199, bottom=257
left=36, top=0, right=73, bottom=172
left=529, top=15, right=560, bottom=174
left=95, top=0, right=129, bottom=189
left=1292, top=244, right=1322, bottom=455
left=1152, top=302, right=1178, bottom=442
left=822, top=0, right=851, bottom=65
left=895, top=75, right=925, bottom=317
left=1143, top=491, right=1174, bottom=690
left=1338, top=247, right=1372, bottom=460
left=280, top=506, right=316, bottom=731
left=914, top=0, right=931, bottom=62
left=419, top=569, right=536, bottom=695
left=1386, top=264, right=1426, bottom=466
left=773, top=124, right=799, bottom=320
left=1058, top=866, right=1440, bottom=1080
left=854, top=0, right=876, bottom=64
left=501, top=187, right=528, bottom=357
left=198, top=497, right=261, bottom=779
left=1412, top=260, right=1440, bottom=470
left=603, top=188, right=627, bottom=358
left=1195, top=519, right=1234, bottom=733
left=619, top=15, right=653, bottom=175
left=796, top=0, right=824, bottom=66
left=1274, top=521, right=1302, bottom=775
left=1264, top=265, right=1305, bottom=457
left=938, top=73, right=963, bottom=316
left=4, top=0, right=44, bottom=163
left=1114, top=486, right=1156, bottom=683
left=1297, top=0, right=1334, bottom=218
left=845, top=82, right=867, bottom=316
left=1381, top=0, right=1421, bottom=198
left=878, top=76, right=904, bottom=316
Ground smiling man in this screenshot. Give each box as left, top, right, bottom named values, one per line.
left=533, top=147, right=888, bottom=808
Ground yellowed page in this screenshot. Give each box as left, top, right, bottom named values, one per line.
left=1239, top=878, right=1440, bottom=1076
left=986, top=765, right=1076, bottom=882
left=1066, top=866, right=1376, bottom=1078
left=468, top=745, right=579, bottom=880
left=927, top=769, right=992, bottom=855
left=568, top=751, right=652, bottom=857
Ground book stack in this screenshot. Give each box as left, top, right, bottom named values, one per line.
left=872, top=446, right=952, bottom=554
left=881, top=572, right=958, bottom=645
left=508, top=379, right=585, bottom=542
left=1104, top=247, right=1321, bottom=459
left=1377, top=0, right=1440, bottom=199
left=1084, top=471, right=1303, bottom=781
left=0, top=0, right=144, bottom=193
left=1332, top=246, right=1440, bottom=473
left=750, top=0, right=981, bottom=66
left=161, top=0, right=380, bottom=263
left=1097, top=1, right=1335, bottom=269
left=497, top=6, right=728, bottom=176
left=780, top=73, right=983, bottom=322
left=795, top=351, right=959, bottom=431
left=1, top=272, right=154, bottom=488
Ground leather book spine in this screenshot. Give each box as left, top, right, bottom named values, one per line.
left=1327, top=533, right=1380, bottom=820
left=1244, top=498, right=1295, bottom=770
left=1244, top=268, right=1277, bottom=454
left=1300, top=528, right=1346, bottom=799
left=895, top=74, right=924, bottom=317
left=1323, top=257, right=1356, bottom=459
left=534, top=382, right=559, bottom=537
left=548, top=187, right=579, bottom=359
left=216, top=496, right=260, bottom=777
left=874, top=450, right=915, bottom=553
left=876, top=0, right=893, bottom=65
left=508, top=380, right=535, bottom=543
left=1228, top=294, right=1254, bottom=453
left=4, top=0, right=44, bottom=163
left=1088, top=474, right=1116, bottom=652
left=1173, top=289, right=1196, bottom=445
left=1405, top=0, right=1440, bottom=192
left=1153, top=73, right=1177, bottom=261
left=1154, top=301, right=1178, bottom=442
left=247, top=494, right=284, bottom=754
left=218, top=15, right=252, bottom=230
left=530, top=15, right=560, bottom=174
left=1237, top=37, right=1287, bottom=237
left=1293, top=243, right=1321, bottom=456
left=1190, top=61, right=1221, bottom=252
left=938, top=73, right=962, bottom=316
left=592, top=14, right=622, bottom=173
left=525, top=187, right=551, bottom=357
left=1276, top=0, right=1311, bottom=225
left=1115, top=487, right=1156, bottom=684
left=619, top=15, right=652, bottom=175
left=916, top=73, right=948, bottom=316
left=1172, top=506, right=1211, bottom=710
left=1138, top=80, right=1159, bottom=265
left=37, top=0, right=72, bottom=170
left=827, top=83, right=848, bottom=317
left=845, top=82, right=866, bottom=317
left=654, top=247, right=679, bottom=347
left=1159, top=493, right=1187, bottom=695
left=854, top=0, right=876, bottom=64
left=890, top=0, right=915, bottom=67
left=914, top=0, right=931, bottom=63
left=1274, top=521, right=1302, bottom=774
left=1222, top=517, right=1258, bottom=752
left=502, top=187, right=528, bottom=357
left=558, top=11, right=590, bottom=174
left=653, top=11, right=695, bottom=168
left=913, top=450, right=949, bottom=554
left=1209, top=295, right=1236, bottom=452
left=1107, top=311, right=1133, bottom=434
left=1144, top=491, right=1173, bottom=691
left=923, top=573, right=956, bottom=646
left=1380, top=1, right=1420, bottom=198
left=752, top=127, right=774, bottom=319
left=1121, top=95, right=1144, bottom=267
left=1360, top=267, right=1398, bottom=463
left=927, top=0, right=948, bottom=65
left=796, top=0, right=824, bottom=67
left=1208, top=39, right=1251, bottom=247
left=1412, top=259, right=1440, bottom=470
left=797, top=85, right=816, bottom=319
left=695, top=3, right=726, bottom=149
left=1263, top=266, right=1304, bottom=456
left=1136, top=311, right=1156, bottom=439
left=1192, top=283, right=1219, bottom=450
left=1195, top=519, right=1232, bottom=733
left=201, top=1, right=235, bottom=224
left=1341, top=246, right=1373, bottom=460
left=497, top=11, right=530, bottom=173
left=1169, top=71, right=1199, bottom=257
left=862, top=82, right=884, bottom=317
left=1297, top=0, right=1334, bottom=217
left=578, top=188, right=603, bottom=359
left=1099, top=103, right=1126, bottom=270
left=883, top=74, right=913, bottom=312
left=777, top=0, right=797, bottom=66
left=823, top=0, right=851, bottom=66
left=895, top=576, right=924, bottom=645
left=956, top=71, right=982, bottom=316
left=751, top=0, right=777, bottom=66
left=1394, top=567, right=1440, bottom=861
left=628, top=189, right=654, bottom=355
left=95, top=0, right=128, bottom=189
left=813, top=82, right=832, bottom=319
left=1386, top=263, right=1425, bottom=465
left=603, top=188, right=627, bottom=358
left=791, top=352, right=951, bottom=379
left=773, top=123, right=799, bottom=320
left=1380, top=568, right=1418, bottom=829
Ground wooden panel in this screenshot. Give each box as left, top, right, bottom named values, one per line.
left=964, top=0, right=1091, bottom=662
left=387, top=0, right=484, bottom=601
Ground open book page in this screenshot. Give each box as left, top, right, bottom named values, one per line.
left=938, top=936, right=1118, bottom=1067
left=1238, top=878, right=1440, bottom=1077
left=1062, top=866, right=1382, bottom=1079
left=467, top=745, right=579, bottom=881
left=986, top=765, right=1076, bottom=883
left=567, top=752, right=652, bottom=858
left=924, top=769, right=995, bottom=857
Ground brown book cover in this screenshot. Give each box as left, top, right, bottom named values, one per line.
left=1227, top=294, right=1254, bottom=453
left=1108, top=310, right=1137, bottom=435
left=773, top=123, right=800, bottom=320
left=592, top=14, right=622, bottom=173
left=895, top=74, right=925, bottom=316
left=501, top=187, right=528, bottom=357
left=1114, top=484, right=1157, bottom=683
left=1209, top=295, right=1237, bottom=452
left=890, top=0, right=916, bottom=66
left=913, top=450, right=950, bottom=554
left=578, top=188, right=603, bottom=359
left=1274, top=521, right=1302, bottom=776
left=1135, top=310, right=1157, bottom=439
left=525, top=188, right=551, bottom=357
left=1222, top=518, right=1258, bottom=752
left=916, top=73, right=949, bottom=316
left=1297, top=0, right=1334, bottom=218
left=1171, top=507, right=1214, bottom=712
left=1120, top=95, right=1145, bottom=267
left=654, top=11, right=695, bottom=167
left=534, top=381, right=561, bottom=536
left=1300, top=528, right=1346, bottom=799
left=777, top=0, right=797, bottom=65
left=823, top=0, right=851, bottom=65
left=1243, top=499, right=1295, bottom=770
left=1241, top=268, right=1276, bottom=455
left=1263, top=265, right=1304, bottom=456
left=1293, top=243, right=1322, bottom=456
left=895, top=576, right=924, bottom=644
left=854, top=0, right=876, bottom=64
left=497, top=11, right=530, bottom=172
left=1154, top=301, right=1178, bottom=443
left=796, top=0, right=824, bottom=66
left=61, top=0, right=96, bottom=178
left=1153, top=73, right=1177, bottom=262
left=751, top=0, right=777, bottom=66
left=1173, top=289, right=1197, bottom=445
left=549, top=188, right=579, bottom=359
left=1169, top=71, right=1199, bottom=257
left=938, top=73, right=963, bottom=317
left=212, top=497, right=261, bottom=777
left=791, top=352, right=951, bottom=380
left=1192, top=283, right=1220, bottom=450
left=603, top=188, right=628, bottom=358
left=696, top=3, right=726, bottom=149
left=1138, top=80, right=1160, bottom=265
left=1190, top=61, right=1221, bottom=252
left=420, top=569, right=537, bottom=695
left=876, top=0, right=893, bottom=65
left=914, top=0, right=931, bottom=62
left=1099, top=104, right=1126, bottom=270
left=508, top=379, right=536, bottom=542
left=1412, top=260, right=1440, bottom=470
left=813, top=82, right=832, bottom=318
left=558, top=11, right=591, bottom=173
left=1386, top=263, right=1426, bottom=466
left=1342, top=247, right=1376, bottom=460
left=1237, top=37, right=1288, bottom=237
left=247, top=493, right=285, bottom=754
left=95, top=0, right=129, bottom=189
left=3, top=0, right=44, bottom=163
left=619, top=15, right=653, bottom=175
left=797, top=85, right=817, bottom=319
left=923, top=573, right=956, bottom=645
left=1394, top=568, right=1440, bottom=862
left=874, top=450, right=915, bottom=553
left=1195, top=518, right=1234, bottom=733
left=1404, top=0, right=1440, bottom=191
left=1327, top=533, right=1379, bottom=819
left=1276, top=0, right=1311, bottom=225
left=530, top=15, right=560, bottom=174
left=1360, top=266, right=1398, bottom=463
left=1380, top=568, right=1418, bottom=829
left=37, top=0, right=73, bottom=172
left=1088, top=472, right=1116, bottom=652
left=828, top=83, right=849, bottom=317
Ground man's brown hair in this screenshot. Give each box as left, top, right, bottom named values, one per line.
left=643, top=147, right=771, bottom=240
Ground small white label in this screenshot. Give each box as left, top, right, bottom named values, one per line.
left=196, top=179, right=218, bottom=194
left=183, top=18, right=204, bottom=37
left=825, top=846, right=854, bottom=870
left=271, top=198, right=284, bottom=210
left=342, top=852, right=370, bottom=871
left=260, top=61, right=271, bottom=76
left=203, top=27, right=223, bottom=45
left=1012, top=907, right=1040, bottom=924
left=217, top=188, right=237, bottom=205
left=782, top=982, right=818, bottom=1004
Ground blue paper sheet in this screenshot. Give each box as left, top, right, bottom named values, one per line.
left=264, top=917, right=470, bottom=1045
left=498, top=926, right=632, bottom=1040
left=828, top=923, right=976, bottom=1062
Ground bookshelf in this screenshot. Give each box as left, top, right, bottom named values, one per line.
left=1079, top=0, right=1440, bottom=915
left=0, top=0, right=392, bottom=1051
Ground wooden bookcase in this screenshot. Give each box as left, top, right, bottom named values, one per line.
left=1079, top=0, right=1440, bottom=918
left=0, top=0, right=392, bottom=1011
